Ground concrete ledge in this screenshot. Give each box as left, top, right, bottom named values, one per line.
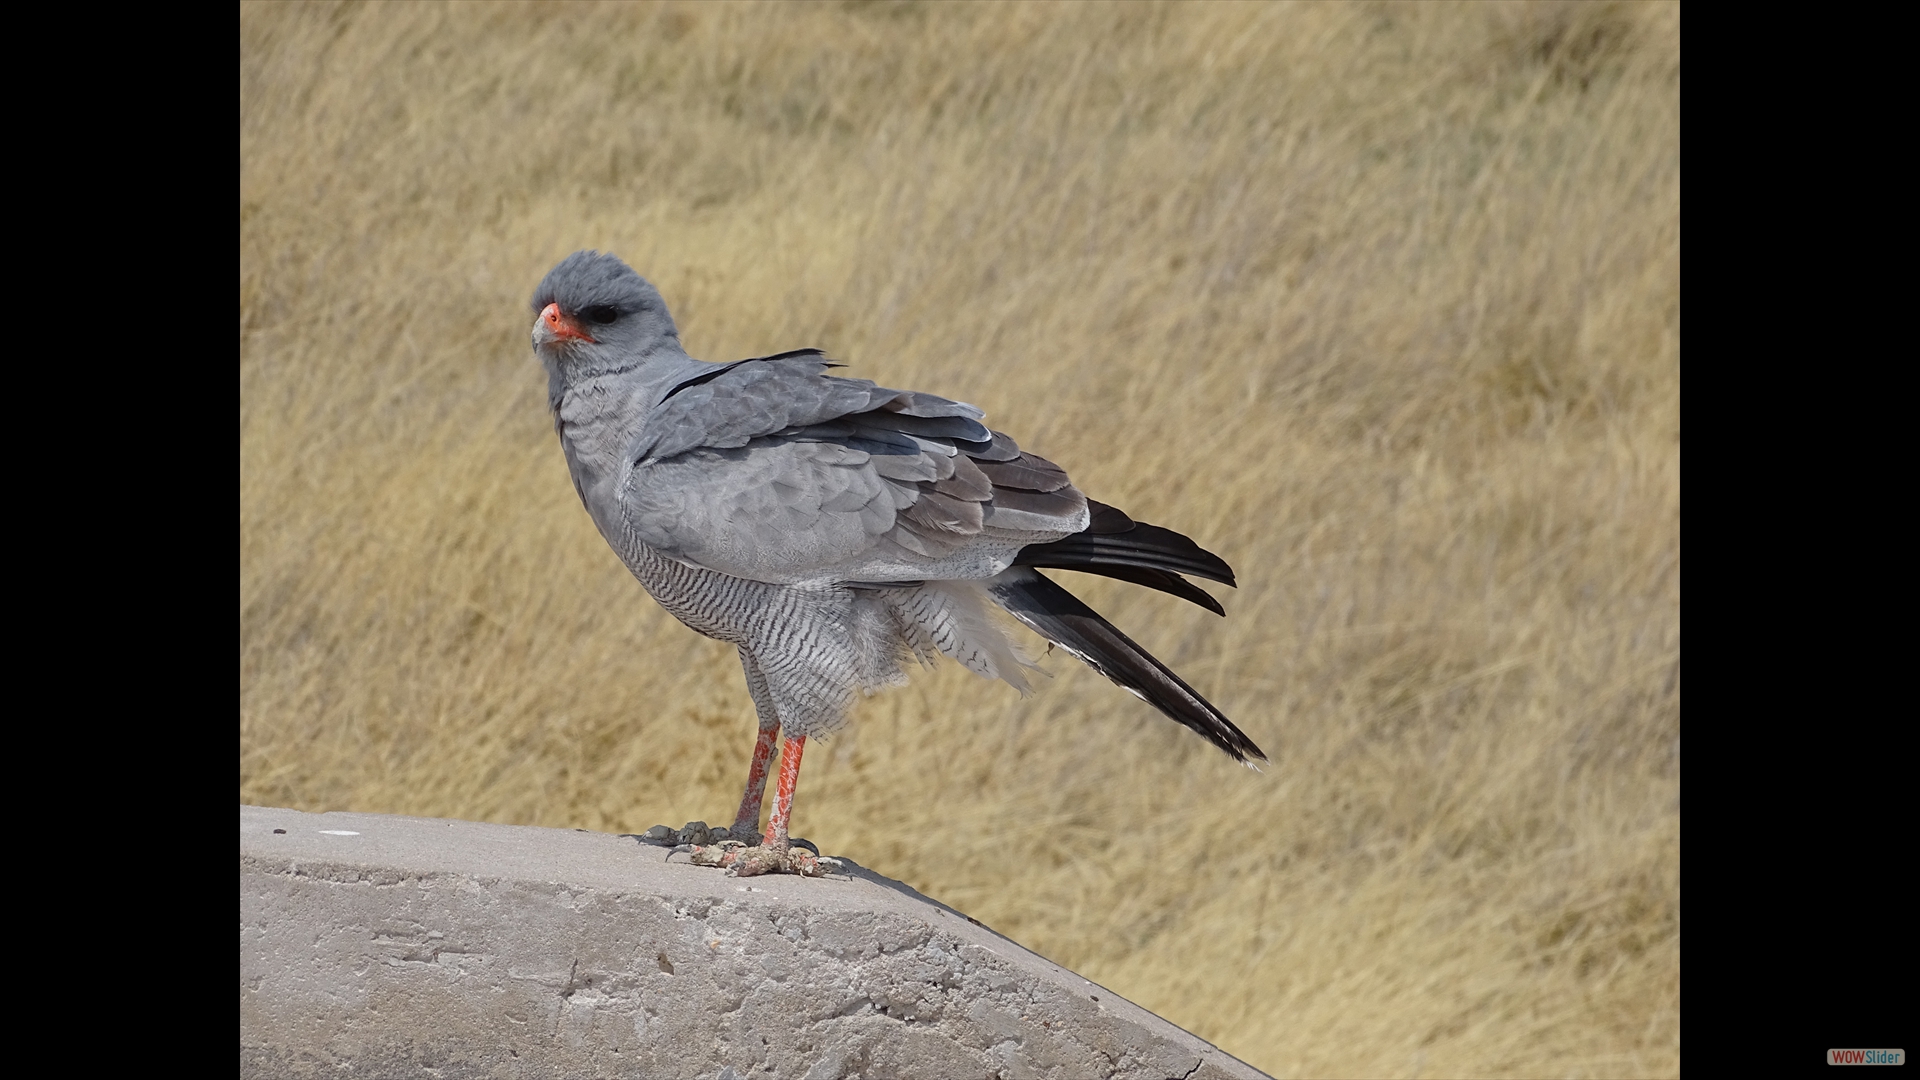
left=241, top=806, right=1266, bottom=1079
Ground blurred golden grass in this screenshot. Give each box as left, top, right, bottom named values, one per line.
left=240, top=2, right=1678, bottom=1076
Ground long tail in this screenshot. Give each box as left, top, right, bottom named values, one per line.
left=986, top=567, right=1266, bottom=764
left=1012, top=501, right=1235, bottom=616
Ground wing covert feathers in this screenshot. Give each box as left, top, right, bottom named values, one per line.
left=627, top=353, right=1090, bottom=575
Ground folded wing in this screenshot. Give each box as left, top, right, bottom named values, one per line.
left=620, top=353, right=1090, bottom=584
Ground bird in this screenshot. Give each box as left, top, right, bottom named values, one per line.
left=530, top=251, right=1263, bottom=876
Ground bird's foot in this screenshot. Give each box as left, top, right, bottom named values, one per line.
left=630, top=821, right=832, bottom=876
left=688, top=840, right=840, bottom=878
left=629, top=821, right=759, bottom=848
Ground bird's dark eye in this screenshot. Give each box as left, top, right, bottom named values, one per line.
left=582, top=305, right=618, bottom=325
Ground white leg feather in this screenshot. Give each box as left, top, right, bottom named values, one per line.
left=883, top=582, right=1043, bottom=694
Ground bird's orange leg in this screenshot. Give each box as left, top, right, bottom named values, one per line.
left=689, top=733, right=833, bottom=877
left=761, top=734, right=806, bottom=853
left=731, top=722, right=780, bottom=837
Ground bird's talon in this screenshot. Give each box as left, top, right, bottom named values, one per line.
left=653, top=830, right=836, bottom=877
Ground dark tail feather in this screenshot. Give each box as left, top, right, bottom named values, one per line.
left=987, top=568, right=1266, bottom=764
left=1013, top=501, right=1235, bottom=615
left=1059, top=563, right=1227, bottom=616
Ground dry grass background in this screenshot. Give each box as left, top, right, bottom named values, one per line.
left=239, top=2, right=1679, bottom=1076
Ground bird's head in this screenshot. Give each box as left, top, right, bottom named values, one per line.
left=530, top=251, right=682, bottom=378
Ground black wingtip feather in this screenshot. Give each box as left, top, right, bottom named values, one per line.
left=1054, top=563, right=1227, bottom=616
left=1012, top=500, right=1237, bottom=611
left=988, top=570, right=1265, bottom=764
left=1016, top=536, right=1236, bottom=588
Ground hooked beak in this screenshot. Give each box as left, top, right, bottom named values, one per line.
left=539, top=302, right=596, bottom=344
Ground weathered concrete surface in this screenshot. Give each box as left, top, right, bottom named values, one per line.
left=241, top=805, right=1266, bottom=1079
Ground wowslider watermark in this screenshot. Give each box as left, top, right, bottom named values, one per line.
left=1829, top=1049, right=1905, bottom=1066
